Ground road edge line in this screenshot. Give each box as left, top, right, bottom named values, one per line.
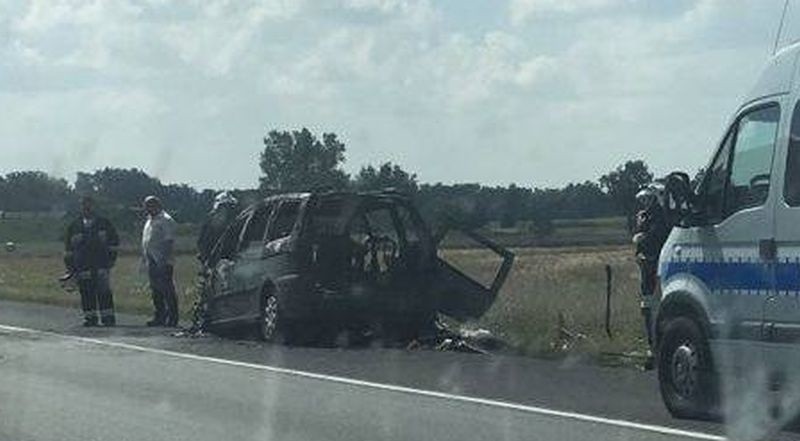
left=0, top=323, right=724, bottom=441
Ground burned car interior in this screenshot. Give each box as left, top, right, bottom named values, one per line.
left=307, top=195, right=431, bottom=292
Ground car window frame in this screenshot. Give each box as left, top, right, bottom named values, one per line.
left=698, top=124, right=735, bottom=225
left=783, top=99, right=800, bottom=206
left=698, top=101, right=780, bottom=225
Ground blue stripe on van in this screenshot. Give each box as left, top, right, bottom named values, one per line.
left=663, top=261, right=800, bottom=292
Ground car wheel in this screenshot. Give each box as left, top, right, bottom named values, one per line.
left=257, top=290, right=283, bottom=343
left=657, top=316, right=718, bottom=419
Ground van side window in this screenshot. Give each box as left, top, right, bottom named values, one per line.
left=267, top=201, right=300, bottom=241
left=724, top=105, right=779, bottom=215
left=700, top=103, right=779, bottom=224
left=784, top=101, right=800, bottom=206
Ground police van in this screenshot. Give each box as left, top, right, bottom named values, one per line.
left=654, top=41, right=800, bottom=422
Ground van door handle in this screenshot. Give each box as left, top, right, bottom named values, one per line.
left=759, top=238, right=776, bottom=261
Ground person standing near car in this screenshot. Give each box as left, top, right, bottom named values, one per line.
left=632, top=183, right=669, bottom=368
left=63, top=195, right=119, bottom=327
left=196, top=191, right=238, bottom=265
left=141, top=195, right=179, bottom=327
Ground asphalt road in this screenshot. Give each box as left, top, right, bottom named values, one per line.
left=0, top=300, right=793, bottom=441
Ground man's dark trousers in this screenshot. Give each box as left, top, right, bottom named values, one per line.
left=148, top=262, right=178, bottom=325
left=78, top=269, right=115, bottom=325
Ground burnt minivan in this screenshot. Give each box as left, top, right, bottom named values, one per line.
left=201, top=190, right=513, bottom=344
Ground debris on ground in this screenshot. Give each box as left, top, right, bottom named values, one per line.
left=406, top=318, right=507, bottom=355
left=551, top=311, right=588, bottom=353
left=171, top=329, right=209, bottom=338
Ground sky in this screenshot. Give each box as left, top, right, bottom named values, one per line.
left=0, top=0, right=796, bottom=190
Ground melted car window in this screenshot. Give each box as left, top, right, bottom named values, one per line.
left=268, top=201, right=300, bottom=241
left=210, top=214, right=248, bottom=262
left=239, top=205, right=272, bottom=249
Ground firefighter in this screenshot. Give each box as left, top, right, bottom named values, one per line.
left=632, top=183, right=670, bottom=357
left=188, top=191, right=238, bottom=332
left=196, top=191, right=238, bottom=265
left=663, top=171, right=694, bottom=227
left=63, top=196, right=119, bottom=327
left=141, top=195, right=179, bottom=327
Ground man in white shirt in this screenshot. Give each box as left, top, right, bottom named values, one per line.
left=142, top=195, right=179, bottom=327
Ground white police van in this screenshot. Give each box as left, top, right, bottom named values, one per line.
left=655, top=41, right=800, bottom=424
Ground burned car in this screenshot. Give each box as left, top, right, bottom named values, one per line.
left=198, top=190, right=513, bottom=344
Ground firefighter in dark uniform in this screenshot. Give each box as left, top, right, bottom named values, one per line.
left=196, top=191, right=238, bottom=265
left=632, top=183, right=670, bottom=358
left=64, top=196, right=120, bottom=327
left=187, top=192, right=238, bottom=332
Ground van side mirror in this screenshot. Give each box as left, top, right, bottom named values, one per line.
left=682, top=208, right=707, bottom=227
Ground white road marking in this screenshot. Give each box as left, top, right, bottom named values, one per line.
left=0, top=323, right=724, bottom=441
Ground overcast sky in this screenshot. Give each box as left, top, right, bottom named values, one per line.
left=0, top=0, right=796, bottom=190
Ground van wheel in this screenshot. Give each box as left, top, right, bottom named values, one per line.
left=657, top=317, right=718, bottom=419
left=257, top=290, right=284, bottom=343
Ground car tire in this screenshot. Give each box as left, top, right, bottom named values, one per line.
left=657, top=316, right=718, bottom=420
left=257, top=288, right=285, bottom=343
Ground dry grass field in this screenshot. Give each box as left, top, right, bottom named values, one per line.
left=0, top=252, right=200, bottom=320
left=0, top=241, right=646, bottom=359
left=447, top=246, right=645, bottom=358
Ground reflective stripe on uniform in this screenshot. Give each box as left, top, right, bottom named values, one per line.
left=77, top=269, right=110, bottom=280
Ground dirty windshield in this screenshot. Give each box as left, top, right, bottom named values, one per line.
left=6, top=1, right=800, bottom=441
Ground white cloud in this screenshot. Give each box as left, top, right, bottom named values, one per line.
left=0, top=0, right=786, bottom=189
left=509, top=0, right=622, bottom=25
left=423, top=31, right=557, bottom=107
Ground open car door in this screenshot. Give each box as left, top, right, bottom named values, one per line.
left=430, top=227, right=514, bottom=321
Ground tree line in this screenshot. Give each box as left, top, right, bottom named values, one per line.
left=0, top=127, right=656, bottom=233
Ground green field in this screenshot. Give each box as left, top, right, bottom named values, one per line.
left=0, top=215, right=645, bottom=361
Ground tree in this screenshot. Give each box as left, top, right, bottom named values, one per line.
left=259, top=128, right=349, bottom=193
left=160, top=183, right=213, bottom=223
left=599, top=160, right=653, bottom=231
left=73, top=167, right=213, bottom=227
left=416, top=183, right=492, bottom=230
left=353, top=162, right=418, bottom=194
left=0, top=175, right=6, bottom=213
left=500, top=184, right=526, bottom=228
left=2, top=171, right=71, bottom=212
left=75, top=168, right=160, bottom=207
left=530, top=211, right=555, bottom=238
